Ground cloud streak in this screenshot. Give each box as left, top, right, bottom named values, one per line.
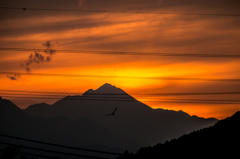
left=0, top=0, right=240, bottom=118
left=21, top=41, right=57, bottom=72
left=7, top=74, right=20, bottom=80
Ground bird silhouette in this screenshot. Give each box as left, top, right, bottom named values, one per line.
left=107, top=107, right=117, bottom=116
left=23, top=8, right=26, bottom=10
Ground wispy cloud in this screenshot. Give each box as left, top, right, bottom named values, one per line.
left=21, top=41, right=58, bottom=72
left=7, top=74, right=20, bottom=80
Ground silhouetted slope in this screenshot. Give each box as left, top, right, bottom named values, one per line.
left=83, top=83, right=128, bottom=95
left=0, top=97, right=139, bottom=153
left=24, top=83, right=218, bottom=149
left=118, top=111, right=240, bottom=159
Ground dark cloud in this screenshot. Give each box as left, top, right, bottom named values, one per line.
left=1, top=0, right=239, bottom=21
left=21, top=51, right=45, bottom=72
left=21, top=41, right=57, bottom=72
left=0, top=16, right=142, bottom=39
left=42, top=41, right=56, bottom=55
left=71, top=0, right=240, bottom=13
left=7, top=74, right=20, bottom=80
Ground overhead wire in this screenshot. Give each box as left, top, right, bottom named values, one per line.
left=0, top=5, right=238, bottom=156
left=0, top=134, right=123, bottom=156
left=0, top=148, right=65, bottom=159
left=1, top=7, right=240, bottom=17
left=151, top=100, right=240, bottom=104
left=0, top=5, right=239, bottom=105
left=1, top=89, right=240, bottom=96
left=1, top=47, right=240, bottom=58
left=1, top=89, right=240, bottom=104
left=0, top=141, right=113, bottom=159
left=0, top=95, right=137, bottom=102
left=1, top=71, right=240, bottom=82
left=1, top=95, right=240, bottom=104
left=0, top=93, right=133, bottom=99
left=1, top=88, right=239, bottom=104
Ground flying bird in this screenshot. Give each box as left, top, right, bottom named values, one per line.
left=23, top=8, right=26, bottom=10
left=107, top=107, right=118, bottom=116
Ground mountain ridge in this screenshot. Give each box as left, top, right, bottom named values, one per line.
left=24, top=83, right=218, bottom=149
left=118, top=111, right=240, bottom=158
left=0, top=97, right=139, bottom=153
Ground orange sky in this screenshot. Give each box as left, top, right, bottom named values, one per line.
left=0, top=0, right=240, bottom=119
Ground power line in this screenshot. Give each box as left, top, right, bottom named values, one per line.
left=0, top=95, right=137, bottom=102
left=1, top=47, right=240, bottom=58
left=0, top=141, right=113, bottom=159
left=1, top=89, right=240, bottom=96
left=0, top=93, right=135, bottom=101
left=1, top=90, right=240, bottom=104
left=1, top=88, right=239, bottom=104
left=152, top=100, right=240, bottom=104
left=0, top=92, right=132, bottom=99
left=0, top=148, right=65, bottom=159
left=0, top=134, right=123, bottom=156
left=1, top=71, right=240, bottom=82
left=1, top=95, right=240, bottom=105
left=0, top=89, right=83, bottom=95
left=0, top=7, right=240, bottom=17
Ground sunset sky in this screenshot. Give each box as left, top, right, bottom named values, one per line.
left=0, top=0, right=240, bottom=119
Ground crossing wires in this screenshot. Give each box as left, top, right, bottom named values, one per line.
left=1, top=7, right=240, bottom=17
left=0, top=133, right=123, bottom=159
left=1, top=47, right=240, bottom=58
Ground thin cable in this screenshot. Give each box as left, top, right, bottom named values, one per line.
left=1, top=72, right=240, bottom=82
left=0, top=141, right=113, bottom=159
left=153, top=101, right=240, bottom=104
left=1, top=89, right=240, bottom=96
left=0, top=7, right=240, bottom=17
left=1, top=95, right=240, bottom=104
left=0, top=89, right=83, bottom=95
left=1, top=47, right=240, bottom=58
left=0, top=148, right=65, bottom=159
left=0, top=92, right=133, bottom=99
left=0, top=134, right=123, bottom=156
left=0, top=95, right=136, bottom=102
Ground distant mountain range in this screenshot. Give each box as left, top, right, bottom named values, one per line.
left=118, top=111, right=240, bottom=158
left=0, top=97, right=134, bottom=159
left=1, top=83, right=218, bottom=154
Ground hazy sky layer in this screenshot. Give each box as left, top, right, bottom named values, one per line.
left=0, top=0, right=240, bottom=119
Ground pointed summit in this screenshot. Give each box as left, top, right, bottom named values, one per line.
left=95, top=83, right=126, bottom=94
left=83, top=89, right=95, bottom=95
left=82, top=83, right=127, bottom=96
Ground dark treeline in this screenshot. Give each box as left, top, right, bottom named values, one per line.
left=118, top=111, right=240, bottom=159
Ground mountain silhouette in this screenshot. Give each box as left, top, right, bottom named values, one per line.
left=118, top=111, right=240, bottom=158
left=83, top=83, right=127, bottom=96
left=24, top=83, right=217, bottom=150
left=0, top=97, right=138, bottom=157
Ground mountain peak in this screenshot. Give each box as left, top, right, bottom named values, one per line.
left=97, top=83, right=118, bottom=90
left=95, top=83, right=127, bottom=94
left=0, top=98, right=23, bottom=114
left=82, top=83, right=127, bottom=96
left=101, top=83, right=113, bottom=87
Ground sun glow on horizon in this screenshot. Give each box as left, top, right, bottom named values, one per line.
left=1, top=1, right=240, bottom=120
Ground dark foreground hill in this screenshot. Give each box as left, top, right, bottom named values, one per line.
left=0, top=97, right=135, bottom=158
left=118, top=111, right=240, bottom=159
left=24, top=83, right=217, bottom=149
